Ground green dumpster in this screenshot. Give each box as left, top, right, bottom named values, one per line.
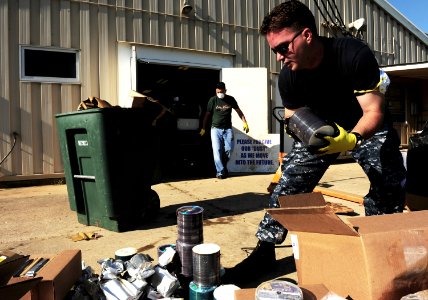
left=55, top=107, right=161, bottom=232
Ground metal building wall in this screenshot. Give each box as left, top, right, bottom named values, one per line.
left=114, top=0, right=274, bottom=67
left=300, top=0, right=428, bottom=66
left=1, top=0, right=428, bottom=179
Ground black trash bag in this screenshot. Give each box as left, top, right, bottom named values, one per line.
left=406, top=121, right=428, bottom=196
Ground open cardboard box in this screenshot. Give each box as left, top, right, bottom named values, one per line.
left=267, top=192, right=428, bottom=300
left=405, top=192, right=428, bottom=211
left=0, top=251, right=42, bottom=299
left=0, top=250, right=29, bottom=286
left=0, top=249, right=81, bottom=300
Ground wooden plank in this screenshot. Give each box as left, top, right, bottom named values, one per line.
left=313, top=187, right=364, bottom=204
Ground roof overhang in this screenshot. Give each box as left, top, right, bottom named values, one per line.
left=383, top=62, right=428, bottom=80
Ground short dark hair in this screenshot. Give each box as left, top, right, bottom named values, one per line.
left=216, top=82, right=226, bottom=89
left=259, top=0, right=317, bottom=36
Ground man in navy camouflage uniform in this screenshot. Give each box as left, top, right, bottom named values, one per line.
left=226, top=0, right=406, bottom=283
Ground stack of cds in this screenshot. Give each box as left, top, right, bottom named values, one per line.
left=192, top=243, right=221, bottom=287
left=189, top=281, right=216, bottom=300
left=176, top=205, right=204, bottom=278
left=256, top=280, right=303, bottom=300
left=189, top=243, right=221, bottom=299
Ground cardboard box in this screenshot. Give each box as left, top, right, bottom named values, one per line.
left=406, top=192, right=428, bottom=211
left=0, top=250, right=30, bottom=285
left=177, top=118, right=199, bottom=130
left=1, top=277, right=42, bottom=300
left=267, top=192, right=428, bottom=300
left=0, top=251, right=42, bottom=299
left=234, top=284, right=331, bottom=300
left=9, top=249, right=82, bottom=300
left=23, top=249, right=81, bottom=300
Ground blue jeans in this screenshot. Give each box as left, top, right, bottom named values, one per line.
left=210, top=127, right=234, bottom=176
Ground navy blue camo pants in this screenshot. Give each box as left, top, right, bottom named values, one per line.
left=256, top=125, right=407, bottom=244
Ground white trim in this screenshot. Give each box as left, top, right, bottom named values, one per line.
left=131, top=46, right=137, bottom=91
left=19, top=45, right=81, bottom=84
left=383, top=62, right=428, bottom=72
left=135, top=45, right=234, bottom=69
left=117, top=42, right=234, bottom=107
left=117, top=43, right=135, bottom=107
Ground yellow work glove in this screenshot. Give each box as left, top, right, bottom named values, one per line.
left=199, top=129, right=206, bottom=136
left=316, top=123, right=357, bottom=154
left=243, top=122, right=249, bottom=133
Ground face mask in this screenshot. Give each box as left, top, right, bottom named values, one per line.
left=217, top=93, right=225, bottom=99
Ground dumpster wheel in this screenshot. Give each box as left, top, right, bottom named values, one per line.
left=142, top=189, right=160, bottom=222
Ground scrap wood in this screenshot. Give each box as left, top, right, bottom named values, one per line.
left=268, top=183, right=356, bottom=214
left=268, top=183, right=363, bottom=204
left=313, top=187, right=364, bottom=204
left=70, top=231, right=101, bottom=242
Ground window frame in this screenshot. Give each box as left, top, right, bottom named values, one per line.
left=19, top=45, right=81, bottom=84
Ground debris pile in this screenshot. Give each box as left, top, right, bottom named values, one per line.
left=69, top=246, right=185, bottom=300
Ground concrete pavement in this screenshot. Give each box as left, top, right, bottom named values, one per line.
left=0, top=160, right=369, bottom=289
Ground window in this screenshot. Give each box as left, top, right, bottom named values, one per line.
left=19, top=46, right=80, bottom=83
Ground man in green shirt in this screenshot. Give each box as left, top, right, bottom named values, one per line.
left=200, top=82, right=249, bottom=179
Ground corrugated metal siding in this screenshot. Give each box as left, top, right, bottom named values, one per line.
left=1, top=0, right=428, bottom=179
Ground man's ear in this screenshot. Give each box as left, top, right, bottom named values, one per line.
left=303, top=28, right=312, bottom=42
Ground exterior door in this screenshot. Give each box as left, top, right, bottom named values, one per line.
left=222, top=68, right=280, bottom=173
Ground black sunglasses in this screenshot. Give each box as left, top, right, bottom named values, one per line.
left=271, top=29, right=304, bottom=56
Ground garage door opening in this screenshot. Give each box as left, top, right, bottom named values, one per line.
left=136, top=62, right=220, bottom=180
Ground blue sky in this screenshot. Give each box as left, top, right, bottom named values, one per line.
left=386, top=0, right=428, bottom=33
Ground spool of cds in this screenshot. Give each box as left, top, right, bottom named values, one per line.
left=189, top=281, right=216, bottom=300
left=114, top=247, right=137, bottom=262
left=287, top=107, right=335, bottom=148
left=175, top=240, right=197, bottom=277
left=255, top=280, right=303, bottom=300
left=176, top=206, right=204, bottom=244
left=192, top=243, right=221, bottom=287
left=176, top=206, right=204, bottom=277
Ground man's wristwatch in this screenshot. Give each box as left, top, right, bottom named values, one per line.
left=352, top=132, right=364, bottom=149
